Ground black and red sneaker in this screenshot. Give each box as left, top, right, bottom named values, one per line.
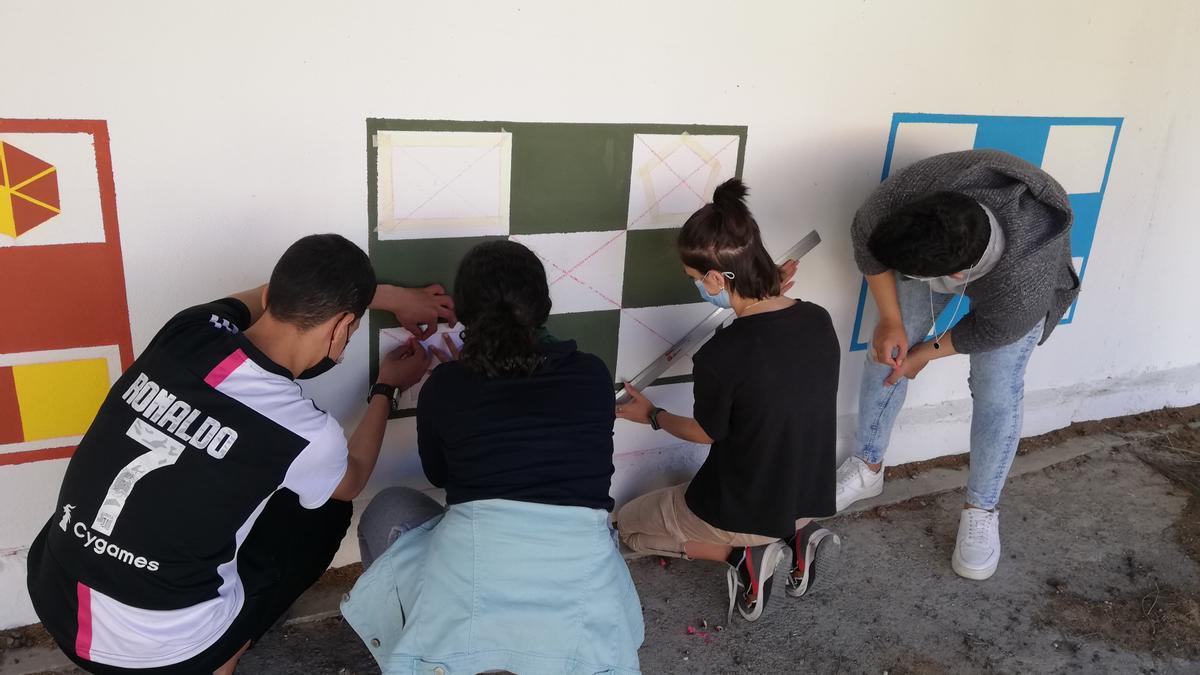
left=785, top=522, right=842, bottom=598
left=725, top=541, right=787, bottom=622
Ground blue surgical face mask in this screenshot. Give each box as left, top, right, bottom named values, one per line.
left=694, top=278, right=733, bottom=309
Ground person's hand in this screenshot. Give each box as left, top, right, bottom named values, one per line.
left=883, top=342, right=931, bottom=386
left=378, top=338, right=431, bottom=390
left=778, top=259, right=798, bottom=294
left=615, top=381, right=655, bottom=424
left=430, top=333, right=460, bottom=364
left=375, top=285, right=456, bottom=340
left=872, top=317, right=908, bottom=369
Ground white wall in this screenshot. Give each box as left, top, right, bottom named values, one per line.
left=1, top=0, right=1198, bottom=628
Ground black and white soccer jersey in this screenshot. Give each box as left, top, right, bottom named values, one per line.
left=28, top=299, right=348, bottom=669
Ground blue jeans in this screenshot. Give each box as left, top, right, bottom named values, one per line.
left=357, top=487, right=445, bottom=572
left=856, top=274, right=1043, bottom=510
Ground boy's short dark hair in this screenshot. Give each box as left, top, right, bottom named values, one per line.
left=266, top=234, right=376, bottom=330
left=867, top=192, right=990, bottom=278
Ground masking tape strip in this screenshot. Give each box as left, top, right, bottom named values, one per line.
left=631, top=133, right=740, bottom=228
left=375, top=130, right=512, bottom=240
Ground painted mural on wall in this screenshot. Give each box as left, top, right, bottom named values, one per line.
left=0, top=119, right=133, bottom=465
left=366, top=119, right=747, bottom=416
left=849, top=113, right=1123, bottom=351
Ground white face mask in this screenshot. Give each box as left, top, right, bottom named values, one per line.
left=903, top=272, right=941, bottom=282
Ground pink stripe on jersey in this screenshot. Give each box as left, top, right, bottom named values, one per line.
left=76, top=582, right=93, bottom=660
left=204, top=349, right=248, bottom=388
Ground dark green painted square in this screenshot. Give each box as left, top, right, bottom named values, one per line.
left=621, top=228, right=696, bottom=308
left=368, top=236, right=500, bottom=402
left=364, top=119, right=751, bottom=407
left=509, top=125, right=633, bottom=234
left=371, top=236, right=503, bottom=297
left=545, top=310, right=620, bottom=380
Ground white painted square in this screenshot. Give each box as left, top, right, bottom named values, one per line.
left=378, top=324, right=464, bottom=411
left=627, top=134, right=740, bottom=229
left=376, top=131, right=511, bottom=239
left=888, top=123, right=978, bottom=177
left=0, top=132, right=104, bottom=248
left=616, top=303, right=720, bottom=382
left=1041, top=125, right=1116, bottom=194
left=612, top=381, right=701, bottom=461
left=510, top=231, right=626, bottom=315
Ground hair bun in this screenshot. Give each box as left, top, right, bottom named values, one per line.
left=711, top=178, right=753, bottom=240
left=712, top=178, right=749, bottom=211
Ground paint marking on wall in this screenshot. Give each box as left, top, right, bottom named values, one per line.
left=848, top=113, right=1123, bottom=352
left=365, top=119, right=748, bottom=419
left=0, top=120, right=133, bottom=465
left=0, top=141, right=62, bottom=238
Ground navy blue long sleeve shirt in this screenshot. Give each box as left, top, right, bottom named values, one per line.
left=416, top=339, right=616, bottom=511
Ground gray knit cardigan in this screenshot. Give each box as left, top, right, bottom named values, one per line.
left=851, top=149, right=1080, bottom=354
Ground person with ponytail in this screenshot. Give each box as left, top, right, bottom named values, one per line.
left=341, top=240, right=644, bottom=674
left=615, top=178, right=842, bottom=623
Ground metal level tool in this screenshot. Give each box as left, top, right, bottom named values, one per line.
left=615, top=229, right=822, bottom=404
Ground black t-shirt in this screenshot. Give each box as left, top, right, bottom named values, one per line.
left=417, top=339, right=616, bottom=511
left=684, top=301, right=840, bottom=538
left=27, top=299, right=348, bottom=669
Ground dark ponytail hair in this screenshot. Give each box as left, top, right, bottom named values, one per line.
left=677, top=178, right=780, bottom=300
left=453, top=240, right=551, bottom=378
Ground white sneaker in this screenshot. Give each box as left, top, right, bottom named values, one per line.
left=952, top=507, right=1001, bottom=580
left=834, top=457, right=884, bottom=512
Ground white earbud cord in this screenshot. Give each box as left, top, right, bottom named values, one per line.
left=929, top=265, right=972, bottom=350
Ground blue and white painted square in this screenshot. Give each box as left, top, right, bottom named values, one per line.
left=848, top=113, right=1123, bottom=352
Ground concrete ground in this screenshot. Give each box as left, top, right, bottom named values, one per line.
left=4, top=409, right=1199, bottom=674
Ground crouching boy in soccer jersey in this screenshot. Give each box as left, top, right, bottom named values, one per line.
left=27, top=234, right=450, bottom=674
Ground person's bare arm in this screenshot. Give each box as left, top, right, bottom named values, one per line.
left=883, top=329, right=958, bottom=386
left=370, top=284, right=456, bottom=340
left=228, top=285, right=268, bottom=326
left=330, top=395, right=392, bottom=502
left=654, top=411, right=714, bottom=444
left=866, top=271, right=908, bottom=369
left=330, top=339, right=431, bottom=501
left=616, top=382, right=715, bottom=445
left=232, top=282, right=454, bottom=335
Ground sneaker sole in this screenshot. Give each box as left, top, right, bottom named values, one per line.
left=787, top=530, right=842, bottom=597
left=951, top=547, right=999, bottom=580
left=836, top=478, right=884, bottom=513
left=737, top=543, right=787, bottom=622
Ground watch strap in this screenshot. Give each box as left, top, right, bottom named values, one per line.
left=648, top=407, right=665, bottom=431
left=368, top=383, right=399, bottom=410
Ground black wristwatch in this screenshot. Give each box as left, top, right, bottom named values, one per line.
left=368, top=383, right=401, bottom=413
left=648, top=407, right=666, bottom=431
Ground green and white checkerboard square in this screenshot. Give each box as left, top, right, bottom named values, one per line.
left=367, top=120, right=747, bottom=415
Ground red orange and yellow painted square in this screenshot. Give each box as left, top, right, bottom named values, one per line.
left=0, top=119, right=133, bottom=465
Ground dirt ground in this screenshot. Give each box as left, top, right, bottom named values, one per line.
left=5, top=407, right=1199, bottom=674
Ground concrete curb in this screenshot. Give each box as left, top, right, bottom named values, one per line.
left=839, top=421, right=1197, bottom=517
left=617, top=423, right=1195, bottom=558
left=838, top=431, right=1129, bottom=516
